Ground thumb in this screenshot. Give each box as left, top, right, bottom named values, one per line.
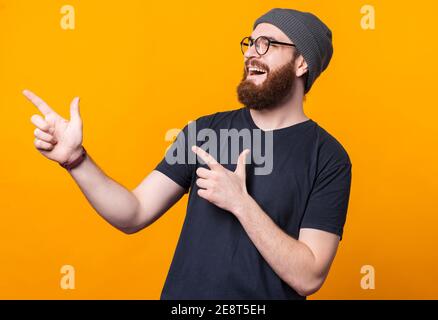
left=69, top=97, right=82, bottom=125
left=235, top=149, right=250, bottom=178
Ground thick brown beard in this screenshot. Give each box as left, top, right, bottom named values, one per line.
left=237, top=58, right=296, bottom=111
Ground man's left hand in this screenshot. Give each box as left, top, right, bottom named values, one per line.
left=192, top=145, right=251, bottom=215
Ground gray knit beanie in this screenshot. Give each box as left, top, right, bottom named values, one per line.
left=253, top=8, right=333, bottom=93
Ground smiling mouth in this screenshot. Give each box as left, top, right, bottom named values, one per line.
left=247, top=66, right=268, bottom=77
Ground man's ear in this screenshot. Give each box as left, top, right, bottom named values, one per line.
left=295, top=54, right=308, bottom=78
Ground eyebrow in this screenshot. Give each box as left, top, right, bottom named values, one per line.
left=250, top=36, right=279, bottom=42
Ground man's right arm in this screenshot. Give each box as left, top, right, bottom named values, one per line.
left=69, top=153, right=186, bottom=234
left=23, top=89, right=185, bottom=234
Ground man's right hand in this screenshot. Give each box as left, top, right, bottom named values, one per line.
left=21, top=89, right=187, bottom=234
left=23, top=89, right=84, bottom=165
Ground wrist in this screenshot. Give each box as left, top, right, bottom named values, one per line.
left=60, top=146, right=87, bottom=171
left=232, top=192, right=253, bottom=220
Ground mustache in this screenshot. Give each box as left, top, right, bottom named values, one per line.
left=245, top=59, right=270, bottom=73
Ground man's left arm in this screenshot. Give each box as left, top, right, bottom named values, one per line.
left=192, top=146, right=347, bottom=297
left=234, top=194, right=339, bottom=297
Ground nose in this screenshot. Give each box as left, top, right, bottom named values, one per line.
left=244, top=42, right=259, bottom=60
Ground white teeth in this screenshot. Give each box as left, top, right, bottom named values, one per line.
left=248, top=67, right=266, bottom=73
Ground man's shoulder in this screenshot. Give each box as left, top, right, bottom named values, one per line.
left=312, top=121, right=351, bottom=167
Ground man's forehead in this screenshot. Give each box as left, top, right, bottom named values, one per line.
left=251, top=23, right=292, bottom=43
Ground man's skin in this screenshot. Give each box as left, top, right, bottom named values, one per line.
left=24, top=23, right=340, bottom=297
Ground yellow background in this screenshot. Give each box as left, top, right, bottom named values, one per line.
left=1, top=0, right=437, bottom=299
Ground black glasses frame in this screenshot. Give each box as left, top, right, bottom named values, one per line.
left=240, top=36, right=296, bottom=55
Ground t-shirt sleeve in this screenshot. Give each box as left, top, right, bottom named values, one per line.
left=154, top=123, right=195, bottom=193
left=300, top=162, right=352, bottom=240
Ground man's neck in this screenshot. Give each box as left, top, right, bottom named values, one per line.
left=248, top=90, right=308, bottom=131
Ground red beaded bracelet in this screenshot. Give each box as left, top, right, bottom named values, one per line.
left=59, top=146, right=87, bottom=170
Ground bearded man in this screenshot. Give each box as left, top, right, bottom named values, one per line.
left=24, top=8, right=352, bottom=299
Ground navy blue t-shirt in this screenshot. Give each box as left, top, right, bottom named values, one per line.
left=155, top=107, right=352, bottom=299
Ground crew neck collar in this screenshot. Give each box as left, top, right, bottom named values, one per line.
left=243, top=107, right=313, bottom=133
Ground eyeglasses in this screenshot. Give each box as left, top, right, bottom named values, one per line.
left=240, top=36, right=296, bottom=56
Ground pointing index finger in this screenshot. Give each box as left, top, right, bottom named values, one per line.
left=23, top=89, right=55, bottom=116
left=192, top=145, right=221, bottom=169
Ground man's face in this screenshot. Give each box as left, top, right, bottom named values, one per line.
left=237, top=23, right=298, bottom=111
